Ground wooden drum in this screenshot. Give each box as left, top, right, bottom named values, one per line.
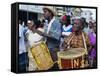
left=31, top=41, right=54, bottom=70
left=57, top=48, right=88, bottom=69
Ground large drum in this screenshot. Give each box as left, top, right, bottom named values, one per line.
left=30, top=41, right=54, bottom=70
left=57, top=48, right=88, bottom=69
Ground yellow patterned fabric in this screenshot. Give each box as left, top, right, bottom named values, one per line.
left=28, top=49, right=37, bottom=71
left=64, top=32, right=90, bottom=50
left=30, top=42, right=54, bottom=70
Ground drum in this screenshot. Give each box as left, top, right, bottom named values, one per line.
left=30, top=41, right=54, bottom=70
left=57, top=48, right=88, bottom=69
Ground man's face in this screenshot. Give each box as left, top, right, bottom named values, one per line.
left=73, top=19, right=81, bottom=32
left=43, top=9, right=51, bottom=19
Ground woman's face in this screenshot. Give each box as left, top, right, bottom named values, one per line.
left=27, top=21, right=35, bottom=30
left=73, top=19, right=81, bottom=32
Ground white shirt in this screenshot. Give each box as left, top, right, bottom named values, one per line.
left=19, top=24, right=26, bottom=54
left=62, top=24, right=72, bottom=36
left=26, top=29, right=43, bottom=47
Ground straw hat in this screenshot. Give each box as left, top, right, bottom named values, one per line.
left=43, top=6, right=56, bottom=16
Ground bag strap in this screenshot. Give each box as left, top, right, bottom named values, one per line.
left=67, top=33, right=74, bottom=49
left=82, top=32, right=88, bottom=55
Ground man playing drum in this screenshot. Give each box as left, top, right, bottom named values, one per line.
left=33, top=6, right=62, bottom=70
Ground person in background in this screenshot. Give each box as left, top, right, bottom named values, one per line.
left=88, top=21, right=94, bottom=33
left=60, top=15, right=73, bottom=51
left=19, top=20, right=28, bottom=72
left=82, top=17, right=89, bottom=34
left=61, top=15, right=72, bottom=36
left=82, top=18, right=96, bottom=67
left=88, top=21, right=96, bottom=67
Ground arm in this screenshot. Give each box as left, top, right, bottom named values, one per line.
left=32, top=20, right=62, bottom=41
left=32, top=29, right=51, bottom=37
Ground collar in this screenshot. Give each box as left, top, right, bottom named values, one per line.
left=46, top=17, right=55, bottom=34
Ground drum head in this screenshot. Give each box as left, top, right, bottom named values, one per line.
left=58, top=48, right=86, bottom=59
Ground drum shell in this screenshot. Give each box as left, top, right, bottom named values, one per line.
left=59, top=55, right=84, bottom=69
left=31, top=42, right=54, bottom=70
left=57, top=48, right=87, bottom=69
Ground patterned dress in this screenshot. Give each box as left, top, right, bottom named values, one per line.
left=64, top=32, right=90, bottom=50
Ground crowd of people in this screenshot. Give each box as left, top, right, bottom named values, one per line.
left=19, top=6, right=96, bottom=72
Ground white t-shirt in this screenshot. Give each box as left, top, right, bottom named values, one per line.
left=26, top=29, right=43, bottom=47
left=62, top=24, right=72, bottom=36
left=19, top=24, right=26, bottom=54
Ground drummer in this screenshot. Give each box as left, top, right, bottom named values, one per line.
left=64, top=18, right=91, bottom=55
left=25, top=20, right=44, bottom=71
left=42, top=6, right=61, bottom=63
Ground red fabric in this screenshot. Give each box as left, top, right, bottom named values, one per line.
left=62, top=15, right=67, bottom=21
